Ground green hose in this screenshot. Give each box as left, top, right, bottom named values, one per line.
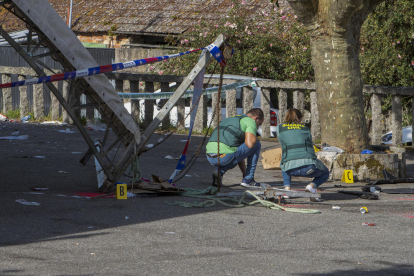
left=164, top=187, right=321, bottom=214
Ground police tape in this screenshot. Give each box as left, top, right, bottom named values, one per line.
left=0, top=43, right=227, bottom=90
left=117, top=79, right=257, bottom=100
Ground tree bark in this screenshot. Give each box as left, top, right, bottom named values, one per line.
left=287, top=0, right=384, bottom=152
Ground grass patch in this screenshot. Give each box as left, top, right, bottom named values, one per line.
left=6, top=109, right=20, bottom=119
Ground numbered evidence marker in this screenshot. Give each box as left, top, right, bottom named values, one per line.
left=341, top=170, right=354, bottom=183
left=116, top=184, right=127, bottom=199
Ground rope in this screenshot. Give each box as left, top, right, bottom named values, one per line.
left=164, top=188, right=321, bottom=214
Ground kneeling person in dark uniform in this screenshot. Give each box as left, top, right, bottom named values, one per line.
left=206, top=108, right=264, bottom=188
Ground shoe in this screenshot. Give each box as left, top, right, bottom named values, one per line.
left=305, top=184, right=317, bottom=194
left=306, top=183, right=323, bottom=202
left=212, top=171, right=223, bottom=187
left=241, top=178, right=260, bottom=188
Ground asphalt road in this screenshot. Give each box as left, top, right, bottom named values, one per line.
left=1, top=121, right=414, bottom=276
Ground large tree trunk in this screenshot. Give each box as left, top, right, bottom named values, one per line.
left=287, top=0, right=384, bottom=152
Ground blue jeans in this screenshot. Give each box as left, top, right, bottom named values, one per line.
left=206, top=142, right=261, bottom=180
left=282, top=164, right=329, bottom=188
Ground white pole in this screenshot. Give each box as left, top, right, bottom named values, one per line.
left=68, top=0, right=73, bottom=28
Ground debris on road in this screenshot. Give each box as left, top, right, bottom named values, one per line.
left=0, top=135, right=28, bottom=140
left=15, top=199, right=40, bottom=206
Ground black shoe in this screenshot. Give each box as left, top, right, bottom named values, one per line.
left=212, top=171, right=223, bottom=187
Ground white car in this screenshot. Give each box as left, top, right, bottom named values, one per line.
left=381, top=126, right=413, bottom=145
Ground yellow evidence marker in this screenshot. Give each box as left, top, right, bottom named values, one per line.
left=116, top=183, right=127, bottom=199
left=341, top=170, right=354, bottom=183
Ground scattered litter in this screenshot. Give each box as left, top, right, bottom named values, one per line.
left=322, top=143, right=344, bottom=153
left=56, top=194, right=68, bottom=197
left=127, top=192, right=136, bottom=198
left=58, top=171, right=68, bottom=174
left=125, top=216, right=130, bottom=220
left=362, top=223, right=375, bottom=226
left=9, top=119, right=19, bottom=123
left=15, top=199, right=40, bottom=206
left=58, top=128, right=75, bottom=133
left=21, top=115, right=31, bottom=122
left=165, top=232, right=175, bottom=234
left=334, top=184, right=346, bottom=188
left=360, top=207, right=368, bottom=214
left=0, top=135, right=28, bottom=140
left=85, top=122, right=106, bottom=131
left=164, top=155, right=179, bottom=160
left=41, top=121, right=66, bottom=125
left=362, top=185, right=381, bottom=193
left=72, top=152, right=82, bottom=154
left=31, top=187, right=49, bottom=191
left=145, top=144, right=154, bottom=148
left=33, top=156, right=46, bottom=159
left=0, top=113, right=7, bottom=121
left=27, top=192, right=44, bottom=195
left=180, top=140, right=187, bottom=142
left=238, top=220, right=244, bottom=224
left=158, top=138, right=164, bottom=143
left=128, top=175, right=184, bottom=195
left=332, top=206, right=341, bottom=210
left=87, top=226, right=94, bottom=229
left=11, top=131, right=19, bottom=135
left=361, top=149, right=373, bottom=154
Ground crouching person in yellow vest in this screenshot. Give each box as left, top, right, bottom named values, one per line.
left=276, top=108, right=329, bottom=202
left=206, top=108, right=264, bottom=188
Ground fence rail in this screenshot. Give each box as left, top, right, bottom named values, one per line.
left=0, top=66, right=413, bottom=147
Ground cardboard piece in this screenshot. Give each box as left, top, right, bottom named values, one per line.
left=261, top=148, right=282, bottom=170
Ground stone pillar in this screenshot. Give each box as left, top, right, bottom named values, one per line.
left=293, top=90, right=305, bottom=114
left=62, top=81, right=73, bottom=124
left=370, top=94, right=382, bottom=145
left=1, top=74, right=12, bottom=115
left=242, top=86, right=253, bottom=113
left=33, top=83, right=44, bottom=120
left=278, top=89, right=288, bottom=124
left=391, top=95, right=402, bottom=146
left=211, top=92, right=222, bottom=129
left=310, top=91, right=321, bottom=141
left=160, top=82, right=170, bottom=130
left=129, top=80, right=140, bottom=123
left=18, top=75, right=29, bottom=118
left=143, top=81, right=154, bottom=129
left=50, top=88, right=60, bottom=121
left=194, top=94, right=207, bottom=133
left=261, top=87, right=271, bottom=138
left=175, top=82, right=185, bottom=131
left=226, top=89, right=237, bottom=118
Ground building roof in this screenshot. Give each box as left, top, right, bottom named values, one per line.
left=1, top=0, right=294, bottom=35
